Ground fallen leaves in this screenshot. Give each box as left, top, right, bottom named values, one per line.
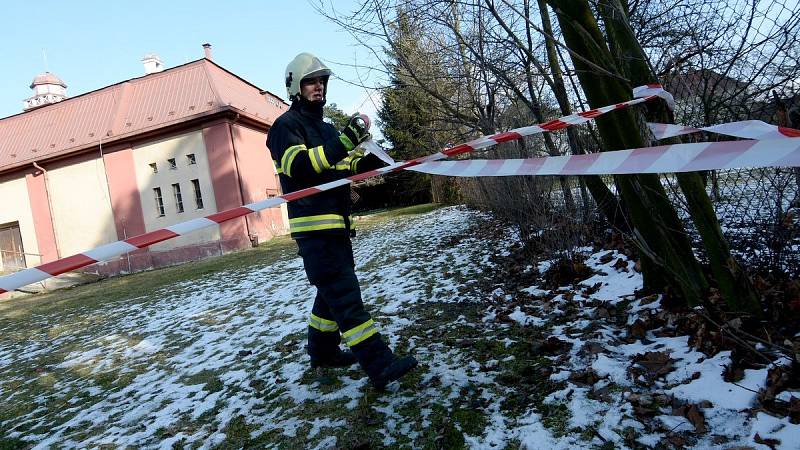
left=673, top=403, right=707, bottom=433
left=630, top=351, right=675, bottom=383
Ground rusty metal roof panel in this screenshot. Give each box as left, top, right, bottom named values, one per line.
left=120, top=64, right=218, bottom=137
left=205, top=63, right=287, bottom=123
left=0, top=59, right=278, bottom=172
left=0, top=87, right=118, bottom=168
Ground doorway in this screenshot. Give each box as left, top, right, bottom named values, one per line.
left=0, top=222, right=26, bottom=272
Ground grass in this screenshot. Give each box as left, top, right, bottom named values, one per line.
left=0, top=202, right=585, bottom=448
left=0, top=235, right=297, bottom=322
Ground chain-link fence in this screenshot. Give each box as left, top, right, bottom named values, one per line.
left=453, top=142, right=800, bottom=278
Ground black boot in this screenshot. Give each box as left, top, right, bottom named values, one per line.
left=371, top=356, right=418, bottom=390
left=310, top=349, right=358, bottom=368
left=350, top=335, right=418, bottom=390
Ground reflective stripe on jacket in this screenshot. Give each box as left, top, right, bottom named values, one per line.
left=266, top=99, right=384, bottom=238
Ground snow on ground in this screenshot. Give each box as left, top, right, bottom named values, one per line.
left=1, top=205, right=798, bottom=448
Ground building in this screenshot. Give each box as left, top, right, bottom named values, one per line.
left=0, top=47, right=289, bottom=278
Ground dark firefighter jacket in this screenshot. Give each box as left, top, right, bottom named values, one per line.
left=266, top=99, right=384, bottom=239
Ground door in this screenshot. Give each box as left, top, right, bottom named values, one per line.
left=0, top=222, right=26, bottom=272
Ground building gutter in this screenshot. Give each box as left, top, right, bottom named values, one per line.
left=227, top=113, right=255, bottom=245
left=32, top=161, right=61, bottom=259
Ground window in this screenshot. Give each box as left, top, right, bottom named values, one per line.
left=191, top=179, right=204, bottom=209
left=172, top=183, right=184, bottom=213
left=0, top=222, right=26, bottom=271
left=149, top=162, right=158, bottom=173
left=187, top=154, right=196, bottom=165
left=153, top=187, right=165, bottom=216
left=167, top=158, right=177, bottom=170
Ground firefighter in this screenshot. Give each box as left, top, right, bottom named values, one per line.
left=266, top=52, right=417, bottom=389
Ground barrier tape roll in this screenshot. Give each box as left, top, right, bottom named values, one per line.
left=0, top=85, right=705, bottom=295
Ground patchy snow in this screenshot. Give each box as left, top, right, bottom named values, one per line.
left=1, top=206, right=798, bottom=449
left=667, top=351, right=766, bottom=410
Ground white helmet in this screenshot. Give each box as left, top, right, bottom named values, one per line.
left=285, top=52, right=333, bottom=102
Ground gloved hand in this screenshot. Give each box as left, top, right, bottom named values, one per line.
left=340, top=114, right=371, bottom=151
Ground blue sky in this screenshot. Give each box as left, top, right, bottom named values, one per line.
left=0, top=0, right=384, bottom=121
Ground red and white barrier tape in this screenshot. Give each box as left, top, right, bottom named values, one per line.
left=0, top=85, right=693, bottom=295
left=409, top=136, right=800, bottom=177
left=649, top=120, right=800, bottom=140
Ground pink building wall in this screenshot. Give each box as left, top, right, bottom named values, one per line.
left=202, top=122, right=251, bottom=252
left=230, top=123, right=285, bottom=241
left=24, top=166, right=59, bottom=263
left=102, top=143, right=153, bottom=271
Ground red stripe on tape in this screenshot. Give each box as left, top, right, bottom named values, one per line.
left=646, top=83, right=662, bottom=89
left=680, top=140, right=757, bottom=172
left=492, top=131, right=523, bottom=144
left=615, top=103, right=629, bottom=109
left=349, top=169, right=383, bottom=183
left=778, top=127, right=800, bottom=137
left=206, top=207, right=253, bottom=224
left=0, top=288, right=7, bottom=294
left=540, top=120, right=568, bottom=131
left=579, top=110, right=602, bottom=119
left=38, top=254, right=98, bottom=276
left=615, top=146, right=670, bottom=174
left=478, top=160, right=506, bottom=176
left=562, top=153, right=600, bottom=174
left=283, top=188, right=321, bottom=202
left=445, top=144, right=475, bottom=157
left=126, top=229, right=180, bottom=248
left=520, top=158, right=546, bottom=174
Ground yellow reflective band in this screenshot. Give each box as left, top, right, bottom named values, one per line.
left=289, top=214, right=346, bottom=233
left=308, top=145, right=331, bottom=174
left=339, top=133, right=355, bottom=151
left=342, top=319, right=378, bottom=347
left=281, top=145, right=307, bottom=177
left=350, top=156, right=361, bottom=173
left=309, top=313, right=338, bottom=332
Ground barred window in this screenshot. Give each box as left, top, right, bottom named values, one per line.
left=168, top=158, right=177, bottom=170
left=187, top=154, right=196, bottom=165
left=191, top=179, right=204, bottom=209
left=172, top=183, right=184, bottom=213
left=153, top=187, right=165, bottom=216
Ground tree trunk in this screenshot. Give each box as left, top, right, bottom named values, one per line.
left=598, top=0, right=761, bottom=316
left=547, top=0, right=710, bottom=305
left=537, top=0, right=629, bottom=232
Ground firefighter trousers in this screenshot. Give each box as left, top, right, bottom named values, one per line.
left=296, top=235, right=393, bottom=380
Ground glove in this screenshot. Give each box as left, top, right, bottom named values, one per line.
left=340, top=114, right=371, bottom=151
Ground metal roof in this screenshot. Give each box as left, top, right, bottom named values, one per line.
left=0, top=59, right=287, bottom=173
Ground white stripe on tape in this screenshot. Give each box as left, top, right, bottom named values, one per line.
left=537, top=154, right=571, bottom=175
left=466, top=136, right=498, bottom=150
left=649, top=142, right=711, bottom=173
left=83, top=241, right=139, bottom=262
left=317, top=178, right=352, bottom=190
left=500, top=159, right=524, bottom=174
left=459, top=160, right=489, bottom=177
left=723, top=139, right=799, bottom=170
left=246, top=197, right=286, bottom=212
left=165, top=218, right=219, bottom=236
left=0, top=268, right=51, bottom=292
left=589, top=150, right=635, bottom=174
